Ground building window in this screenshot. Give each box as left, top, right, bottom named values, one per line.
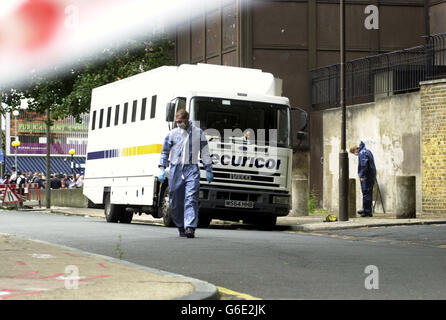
left=114, top=104, right=120, bottom=126
left=106, top=106, right=112, bottom=127
left=123, top=102, right=128, bottom=124
left=191, top=17, right=204, bottom=61
left=206, top=10, right=220, bottom=57
left=150, top=95, right=157, bottom=119
left=99, top=109, right=104, bottom=129
left=141, top=98, right=147, bottom=121
left=222, top=3, right=237, bottom=50
left=132, top=100, right=137, bottom=122
left=91, top=110, right=97, bottom=130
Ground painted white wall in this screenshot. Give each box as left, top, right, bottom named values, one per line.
left=323, top=91, right=422, bottom=214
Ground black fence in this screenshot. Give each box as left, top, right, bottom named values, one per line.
left=311, top=33, right=446, bottom=110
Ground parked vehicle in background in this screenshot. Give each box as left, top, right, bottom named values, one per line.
left=84, top=64, right=307, bottom=227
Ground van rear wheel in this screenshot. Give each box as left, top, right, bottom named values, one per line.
left=104, top=193, right=123, bottom=223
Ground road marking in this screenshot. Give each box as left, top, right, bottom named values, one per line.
left=0, top=290, right=14, bottom=296
left=30, top=253, right=54, bottom=259
left=217, top=286, right=262, bottom=300
left=78, top=275, right=111, bottom=282
left=64, top=252, right=79, bottom=257
left=12, top=271, right=39, bottom=278
left=1, top=291, right=41, bottom=300
left=35, top=273, right=64, bottom=280
left=25, top=288, right=49, bottom=292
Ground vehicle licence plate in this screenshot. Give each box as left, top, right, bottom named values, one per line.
left=224, top=200, right=254, bottom=209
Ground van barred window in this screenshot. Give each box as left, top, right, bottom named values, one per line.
left=131, top=100, right=137, bottom=122
left=150, top=95, right=157, bottom=118
left=96, top=98, right=152, bottom=129
left=106, top=106, right=112, bottom=127
left=123, top=102, right=128, bottom=124
left=99, top=109, right=104, bottom=129
left=114, top=104, right=120, bottom=126
left=141, top=98, right=147, bottom=120
left=91, top=110, right=97, bottom=130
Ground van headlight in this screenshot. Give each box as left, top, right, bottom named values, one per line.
left=272, top=196, right=290, bottom=205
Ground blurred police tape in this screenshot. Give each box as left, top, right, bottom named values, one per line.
left=0, top=0, right=219, bottom=85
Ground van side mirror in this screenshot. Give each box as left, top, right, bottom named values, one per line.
left=297, top=131, right=307, bottom=141
left=291, top=106, right=308, bottom=132
left=166, top=102, right=175, bottom=122
left=291, top=106, right=309, bottom=151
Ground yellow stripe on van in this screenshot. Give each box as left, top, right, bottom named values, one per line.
left=137, top=144, right=163, bottom=155
left=121, top=144, right=162, bottom=157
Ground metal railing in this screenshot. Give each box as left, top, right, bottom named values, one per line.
left=311, top=32, right=446, bottom=110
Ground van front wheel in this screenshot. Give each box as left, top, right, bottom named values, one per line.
left=198, top=213, right=212, bottom=228
left=256, top=216, right=277, bottom=229
left=160, top=186, right=175, bottom=227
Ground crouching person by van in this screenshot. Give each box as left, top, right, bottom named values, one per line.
left=158, top=109, right=214, bottom=238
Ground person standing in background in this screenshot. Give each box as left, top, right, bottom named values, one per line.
left=350, top=141, right=376, bottom=217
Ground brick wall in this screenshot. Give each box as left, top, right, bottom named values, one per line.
left=420, top=79, right=446, bottom=213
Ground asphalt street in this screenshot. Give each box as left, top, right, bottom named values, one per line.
left=0, top=210, right=445, bottom=299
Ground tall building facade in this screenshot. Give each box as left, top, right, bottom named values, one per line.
left=429, top=0, right=446, bottom=34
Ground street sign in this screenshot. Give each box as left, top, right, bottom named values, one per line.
left=1, top=185, right=21, bottom=204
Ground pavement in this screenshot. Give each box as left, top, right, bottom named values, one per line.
left=2, top=205, right=446, bottom=300
left=0, top=231, right=218, bottom=300
left=48, top=206, right=446, bottom=232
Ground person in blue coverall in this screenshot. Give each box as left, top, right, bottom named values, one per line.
left=158, top=109, right=213, bottom=238
left=350, top=141, right=376, bottom=217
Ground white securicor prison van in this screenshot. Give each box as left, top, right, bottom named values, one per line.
left=83, top=63, right=307, bottom=227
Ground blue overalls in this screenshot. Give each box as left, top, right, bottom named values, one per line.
left=358, top=141, right=376, bottom=215
left=159, top=121, right=213, bottom=229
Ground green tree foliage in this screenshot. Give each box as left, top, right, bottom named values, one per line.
left=0, top=34, right=175, bottom=122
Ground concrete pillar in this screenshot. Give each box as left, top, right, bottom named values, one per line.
left=395, top=176, right=416, bottom=219
left=348, top=178, right=356, bottom=218
left=291, top=178, right=309, bottom=216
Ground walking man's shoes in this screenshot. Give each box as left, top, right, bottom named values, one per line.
left=185, top=227, right=195, bottom=238
left=360, top=212, right=373, bottom=217
left=357, top=210, right=364, bottom=215
left=178, top=227, right=186, bottom=237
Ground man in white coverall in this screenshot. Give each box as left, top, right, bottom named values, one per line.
left=158, top=109, right=214, bottom=238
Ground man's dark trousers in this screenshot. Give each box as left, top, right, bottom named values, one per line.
left=361, top=178, right=374, bottom=214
